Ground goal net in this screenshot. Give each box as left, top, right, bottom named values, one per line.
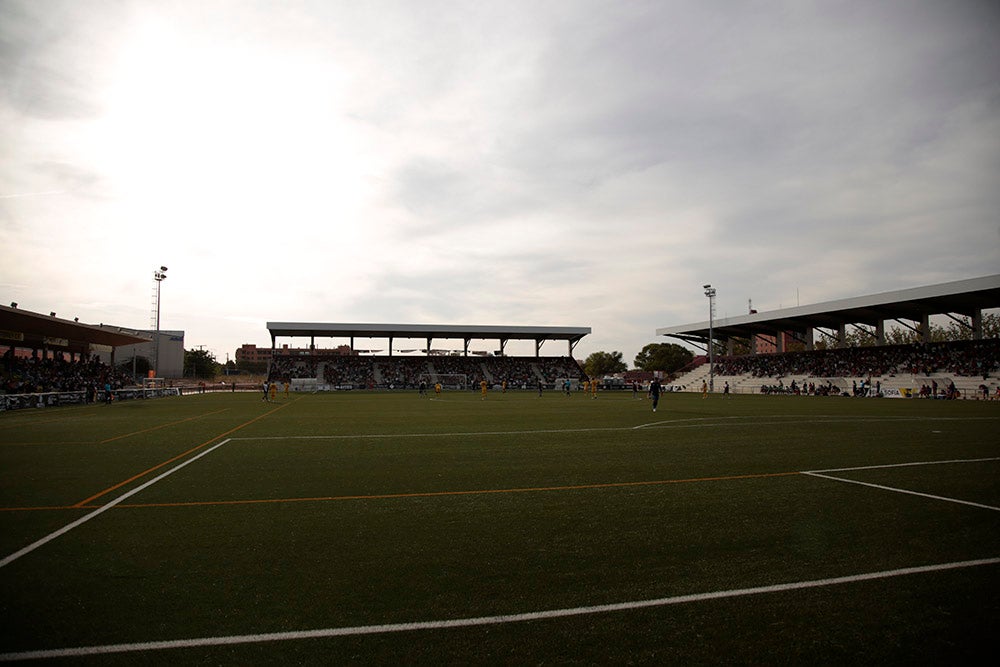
left=419, top=373, right=468, bottom=390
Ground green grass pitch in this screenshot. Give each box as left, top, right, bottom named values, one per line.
left=1, top=390, right=998, bottom=664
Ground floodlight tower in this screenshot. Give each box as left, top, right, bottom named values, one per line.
left=704, top=284, right=716, bottom=393
left=153, top=266, right=168, bottom=377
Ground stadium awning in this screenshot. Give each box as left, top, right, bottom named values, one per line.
left=0, top=304, right=151, bottom=356
left=656, top=275, right=1000, bottom=350
left=266, top=322, right=592, bottom=357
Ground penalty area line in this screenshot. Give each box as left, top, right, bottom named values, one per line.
left=1, top=557, right=997, bottom=661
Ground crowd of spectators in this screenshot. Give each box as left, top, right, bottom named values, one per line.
left=715, top=339, right=1000, bottom=381
left=268, top=356, right=318, bottom=382
left=2, top=350, right=133, bottom=395
left=292, top=354, right=587, bottom=390
left=322, top=355, right=378, bottom=387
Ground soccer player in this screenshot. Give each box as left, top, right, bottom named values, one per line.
left=261, top=380, right=270, bottom=402
left=701, top=380, right=708, bottom=399
left=649, top=378, right=662, bottom=412
left=591, top=379, right=598, bottom=399
left=480, top=379, right=488, bottom=400
left=435, top=382, right=442, bottom=396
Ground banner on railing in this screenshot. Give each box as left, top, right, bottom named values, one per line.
left=0, top=387, right=180, bottom=412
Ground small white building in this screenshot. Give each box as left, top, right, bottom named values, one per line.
left=95, top=328, right=185, bottom=379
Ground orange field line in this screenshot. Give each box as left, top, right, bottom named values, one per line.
left=99, top=409, right=229, bottom=443
left=91, top=471, right=802, bottom=509
left=71, top=401, right=295, bottom=508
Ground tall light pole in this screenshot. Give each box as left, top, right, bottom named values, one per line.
left=703, top=284, right=716, bottom=393
left=153, top=266, right=168, bottom=377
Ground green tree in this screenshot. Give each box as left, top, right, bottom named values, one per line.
left=633, top=343, right=694, bottom=373
left=184, top=348, right=221, bottom=379
left=584, top=350, right=627, bottom=378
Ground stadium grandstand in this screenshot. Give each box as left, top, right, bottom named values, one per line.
left=263, top=323, right=591, bottom=391
left=657, top=275, right=1000, bottom=398
left=0, top=303, right=182, bottom=410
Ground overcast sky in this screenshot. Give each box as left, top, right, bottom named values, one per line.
left=2, top=0, right=998, bottom=363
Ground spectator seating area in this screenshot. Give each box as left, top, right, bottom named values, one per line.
left=268, top=355, right=587, bottom=390
left=2, top=351, right=133, bottom=395
left=671, top=339, right=1000, bottom=398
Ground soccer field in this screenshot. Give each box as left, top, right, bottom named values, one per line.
left=1, top=390, right=998, bottom=664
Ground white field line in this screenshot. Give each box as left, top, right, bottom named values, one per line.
left=801, top=457, right=1000, bottom=512
left=231, top=415, right=997, bottom=441
left=801, top=471, right=1000, bottom=512
left=1, top=556, right=997, bottom=662
left=0, top=439, right=233, bottom=570
left=806, top=457, right=1000, bottom=474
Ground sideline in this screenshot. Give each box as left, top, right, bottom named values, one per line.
left=802, top=457, right=1000, bottom=513
left=1, top=401, right=296, bottom=568
left=73, top=402, right=293, bottom=507
left=1, top=556, right=996, bottom=661
left=0, top=439, right=232, bottom=569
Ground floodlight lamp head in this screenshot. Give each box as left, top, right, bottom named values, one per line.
left=703, top=284, right=711, bottom=289
left=160, top=266, right=168, bottom=272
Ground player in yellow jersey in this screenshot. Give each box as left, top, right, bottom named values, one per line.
left=591, top=378, right=598, bottom=399
left=435, top=382, right=442, bottom=396
left=480, top=379, right=488, bottom=400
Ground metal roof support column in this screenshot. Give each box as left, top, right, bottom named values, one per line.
left=426, top=337, right=432, bottom=356
left=726, top=337, right=734, bottom=355
left=971, top=308, right=983, bottom=340
left=464, top=338, right=470, bottom=356
left=499, top=338, right=508, bottom=356
left=876, top=320, right=885, bottom=346
left=920, top=314, right=931, bottom=343
left=804, top=327, right=814, bottom=351
left=388, top=336, right=393, bottom=356
left=350, top=336, right=355, bottom=352
left=775, top=330, right=785, bottom=353
left=837, top=324, right=847, bottom=348
left=535, top=339, right=542, bottom=357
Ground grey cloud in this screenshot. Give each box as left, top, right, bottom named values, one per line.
left=0, top=0, right=130, bottom=120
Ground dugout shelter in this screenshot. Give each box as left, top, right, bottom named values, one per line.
left=657, top=275, right=1000, bottom=354
left=266, top=322, right=591, bottom=357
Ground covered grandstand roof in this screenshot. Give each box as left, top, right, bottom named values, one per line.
left=657, top=275, right=1000, bottom=347
left=266, top=322, right=592, bottom=356
left=0, top=304, right=151, bottom=355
